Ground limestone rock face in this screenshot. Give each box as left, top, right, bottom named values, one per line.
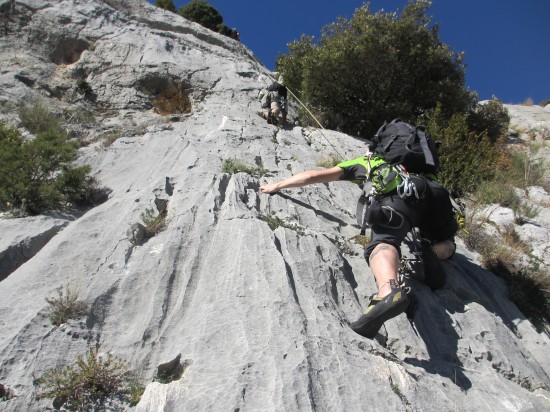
left=0, top=215, right=70, bottom=281
left=1, top=1, right=549, bottom=411
left=505, top=104, right=550, bottom=141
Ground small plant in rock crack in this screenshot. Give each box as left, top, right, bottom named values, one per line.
left=352, top=234, right=371, bottom=248
left=512, top=201, right=540, bottom=225
left=141, top=207, right=167, bottom=237
left=45, top=286, right=88, bottom=326
left=0, top=384, right=16, bottom=401
left=516, top=373, right=536, bottom=392
left=258, top=211, right=285, bottom=230
left=258, top=212, right=304, bottom=234
left=391, top=383, right=402, bottom=396
left=221, top=158, right=267, bottom=176
left=99, top=129, right=123, bottom=148
left=76, top=79, right=93, bottom=96
left=126, top=375, right=146, bottom=407
left=316, top=154, right=342, bottom=168
left=34, top=347, right=145, bottom=410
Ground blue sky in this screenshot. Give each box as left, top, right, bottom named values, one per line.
left=155, top=1, right=549, bottom=105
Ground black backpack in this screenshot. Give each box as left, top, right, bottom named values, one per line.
left=371, top=118, right=439, bottom=174
left=267, top=82, right=287, bottom=99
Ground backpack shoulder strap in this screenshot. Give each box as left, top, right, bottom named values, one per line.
left=415, top=125, right=436, bottom=168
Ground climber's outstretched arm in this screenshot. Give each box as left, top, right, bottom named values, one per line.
left=260, top=167, right=343, bottom=194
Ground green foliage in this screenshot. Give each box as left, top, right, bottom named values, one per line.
left=276, top=35, right=315, bottom=99
left=472, top=146, right=543, bottom=224
left=18, top=99, right=61, bottom=135
left=512, top=202, right=540, bottom=225
left=126, top=376, right=146, bottom=406
left=76, top=79, right=92, bottom=96
left=276, top=0, right=475, bottom=137
left=221, top=158, right=266, bottom=176
left=539, top=99, right=550, bottom=107
left=467, top=98, right=510, bottom=143
left=504, top=147, right=545, bottom=189
left=178, top=0, right=224, bottom=33
left=155, top=0, right=176, bottom=13
left=258, top=212, right=285, bottom=231
left=46, top=286, right=88, bottom=326
left=99, top=129, right=123, bottom=148
left=315, top=154, right=342, bottom=168
left=62, top=107, right=96, bottom=124
left=426, top=106, right=500, bottom=193
left=141, top=207, right=167, bottom=237
left=352, top=234, right=371, bottom=248
left=35, top=347, right=144, bottom=410
left=0, top=384, right=16, bottom=401
left=0, top=102, right=97, bottom=214
left=474, top=180, right=518, bottom=208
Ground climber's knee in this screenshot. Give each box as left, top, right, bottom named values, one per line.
left=432, top=239, right=456, bottom=260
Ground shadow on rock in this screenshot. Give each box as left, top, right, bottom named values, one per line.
left=275, top=192, right=350, bottom=227
left=402, top=251, right=534, bottom=391
left=403, top=276, right=472, bottom=391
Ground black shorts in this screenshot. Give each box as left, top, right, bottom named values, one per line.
left=364, top=178, right=458, bottom=262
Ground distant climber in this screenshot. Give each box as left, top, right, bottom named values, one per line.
left=260, top=119, right=458, bottom=339
left=261, top=81, right=288, bottom=126
left=227, top=28, right=240, bottom=41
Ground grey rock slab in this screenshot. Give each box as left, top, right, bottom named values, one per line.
left=505, top=104, right=550, bottom=140
left=0, top=215, right=70, bottom=281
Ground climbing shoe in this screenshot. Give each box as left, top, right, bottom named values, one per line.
left=350, top=280, right=410, bottom=339
left=421, top=239, right=446, bottom=290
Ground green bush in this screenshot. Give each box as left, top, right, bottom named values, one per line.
left=0, top=102, right=97, bottom=214
left=276, top=0, right=475, bottom=138
left=0, top=384, right=16, bottom=401
left=35, top=347, right=144, bottom=410
left=76, top=79, right=93, bottom=96
left=474, top=180, right=518, bottom=208
left=178, top=0, right=224, bottom=33
left=155, top=0, right=176, bottom=12
left=221, top=158, right=266, bottom=176
left=426, top=106, right=501, bottom=193
left=467, top=98, right=510, bottom=143
left=512, top=201, right=540, bottom=225
left=46, top=286, right=88, bottom=326
left=276, top=35, right=315, bottom=99
left=18, top=100, right=61, bottom=135
left=62, top=107, right=96, bottom=124
left=471, top=144, right=543, bottom=224
left=141, top=206, right=167, bottom=237
left=504, top=147, right=545, bottom=189
left=258, top=212, right=284, bottom=231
